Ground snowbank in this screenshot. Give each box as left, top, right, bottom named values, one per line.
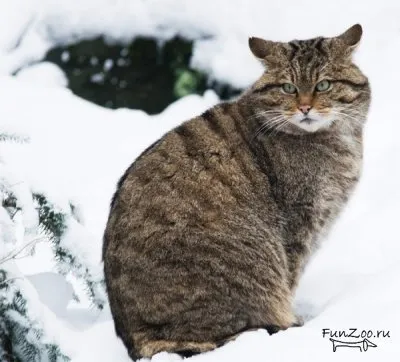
left=1, top=0, right=396, bottom=87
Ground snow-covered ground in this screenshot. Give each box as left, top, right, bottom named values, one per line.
left=1, top=0, right=400, bottom=361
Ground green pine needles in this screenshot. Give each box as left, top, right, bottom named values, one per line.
left=0, top=134, right=105, bottom=361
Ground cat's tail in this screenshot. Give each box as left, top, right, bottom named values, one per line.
left=135, top=339, right=217, bottom=359
left=132, top=324, right=289, bottom=359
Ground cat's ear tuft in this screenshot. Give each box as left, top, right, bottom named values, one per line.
left=249, top=37, right=274, bottom=59
left=338, top=24, right=363, bottom=48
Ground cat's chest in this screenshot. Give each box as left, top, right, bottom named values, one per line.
left=270, top=133, right=362, bottom=213
left=261, top=134, right=362, bottom=249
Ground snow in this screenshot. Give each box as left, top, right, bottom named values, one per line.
left=15, top=62, right=68, bottom=87
left=1, top=0, right=381, bottom=86
left=27, top=272, right=74, bottom=317
left=1, top=0, right=400, bottom=361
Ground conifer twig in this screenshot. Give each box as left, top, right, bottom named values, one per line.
left=0, top=237, right=45, bottom=265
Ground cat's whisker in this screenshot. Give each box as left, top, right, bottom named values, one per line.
left=265, top=118, right=290, bottom=139
left=253, top=116, right=282, bottom=134
left=249, top=110, right=281, bottom=121
left=335, top=106, right=366, bottom=116
left=347, top=110, right=367, bottom=120
left=334, top=114, right=364, bottom=124
left=330, top=110, right=364, bottom=125
left=333, top=114, right=364, bottom=126
left=262, top=117, right=287, bottom=130
left=253, top=115, right=286, bottom=139
left=254, top=119, right=284, bottom=140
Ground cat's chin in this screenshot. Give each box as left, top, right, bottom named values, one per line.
left=278, top=112, right=335, bottom=134
left=276, top=119, right=333, bottom=135
left=293, top=117, right=334, bottom=133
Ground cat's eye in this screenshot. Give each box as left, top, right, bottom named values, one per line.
left=282, top=83, right=297, bottom=94
left=315, top=80, right=331, bottom=92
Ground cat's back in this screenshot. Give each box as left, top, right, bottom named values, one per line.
left=106, top=102, right=271, bottom=236
left=102, top=103, right=292, bottom=360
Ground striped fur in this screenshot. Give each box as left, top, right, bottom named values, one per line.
left=103, top=25, right=370, bottom=360
left=247, top=24, right=369, bottom=134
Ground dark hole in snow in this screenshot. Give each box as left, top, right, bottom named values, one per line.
left=45, top=36, right=241, bottom=115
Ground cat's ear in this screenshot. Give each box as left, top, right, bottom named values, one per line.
left=249, top=37, right=275, bottom=59
left=249, top=37, right=288, bottom=67
left=329, top=24, right=363, bottom=60
left=337, top=24, right=363, bottom=49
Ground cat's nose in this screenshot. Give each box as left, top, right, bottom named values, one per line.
left=298, top=105, right=312, bottom=115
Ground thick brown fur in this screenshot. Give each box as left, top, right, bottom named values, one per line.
left=103, top=25, right=371, bottom=360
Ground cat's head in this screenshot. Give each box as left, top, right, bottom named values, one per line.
left=247, top=24, right=370, bottom=135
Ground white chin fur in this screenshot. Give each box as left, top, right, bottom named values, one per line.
left=290, top=111, right=333, bottom=133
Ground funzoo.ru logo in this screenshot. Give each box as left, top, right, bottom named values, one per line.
left=322, top=328, right=390, bottom=352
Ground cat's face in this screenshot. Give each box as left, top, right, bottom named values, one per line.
left=248, top=25, right=370, bottom=135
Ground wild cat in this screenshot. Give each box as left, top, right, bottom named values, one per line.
left=103, top=24, right=370, bottom=359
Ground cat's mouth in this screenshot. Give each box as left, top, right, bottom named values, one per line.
left=300, top=117, right=317, bottom=124
left=292, top=114, right=334, bottom=133
left=286, top=110, right=334, bottom=133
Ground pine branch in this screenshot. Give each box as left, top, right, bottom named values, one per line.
left=33, top=193, right=106, bottom=309
left=0, top=237, right=45, bottom=265
left=0, top=132, right=71, bottom=361
left=0, top=270, right=70, bottom=362
left=0, top=133, right=29, bottom=144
